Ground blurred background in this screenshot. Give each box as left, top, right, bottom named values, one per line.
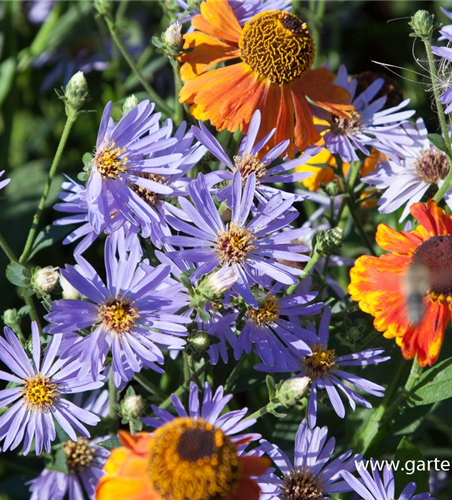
left=0, top=1, right=451, bottom=498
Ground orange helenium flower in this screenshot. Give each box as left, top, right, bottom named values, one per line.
left=349, top=200, right=452, bottom=366
left=96, top=418, right=270, bottom=500
left=179, top=0, right=353, bottom=155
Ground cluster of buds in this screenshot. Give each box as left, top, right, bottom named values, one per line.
left=315, top=227, right=344, bottom=257
left=409, top=10, right=435, bottom=41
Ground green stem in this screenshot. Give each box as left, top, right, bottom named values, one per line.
left=346, top=199, right=377, bottom=256
left=247, top=398, right=282, bottom=420
left=99, top=11, right=173, bottom=118
left=224, top=355, right=246, bottom=392
left=0, top=231, right=18, bottom=263
left=172, top=61, right=184, bottom=125
left=285, top=252, right=322, bottom=296
left=108, top=370, right=118, bottom=432
left=158, top=363, right=209, bottom=410
left=19, top=112, right=77, bottom=263
left=187, top=354, right=201, bottom=388
left=134, top=372, right=167, bottom=400
left=424, top=37, right=452, bottom=203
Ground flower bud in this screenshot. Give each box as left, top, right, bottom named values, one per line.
left=164, top=21, right=183, bottom=49
left=409, top=10, right=435, bottom=41
left=2, top=309, right=19, bottom=329
left=120, top=394, right=145, bottom=421
left=65, top=71, right=89, bottom=112
left=276, top=376, right=310, bottom=408
left=316, top=227, right=344, bottom=256
left=325, top=180, right=339, bottom=197
left=204, top=266, right=239, bottom=297
left=187, top=330, right=211, bottom=354
left=33, top=266, right=59, bottom=294
left=60, top=275, right=80, bottom=300
left=123, top=95, right=139, bottom=116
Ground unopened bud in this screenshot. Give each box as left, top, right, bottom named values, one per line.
left=65, top=71, right=89, bottom=112
left=316, top=227, right=344, bottom=256
left=325, top=180, right=339, bottom=197
left=187, top=331, right=211, bottom=354
left=409, top=10, right=435, bottom=41
left=33, top=266, right=59, bottom=294
left=204, top=267, right=239, bottom=297
left=123, top=95, right=139, bottom=116
left=2, top=309, right=19, bottom=329
left=164, top=21, right=183, bottom=48
left=60, top=275, right=80, bottom=300
left=276, top=376, right=310, bottom=408
left=121, top=394, right=145, bottom=421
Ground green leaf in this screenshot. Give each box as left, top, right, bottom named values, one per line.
left=0, top=57, right=16, bottom=107
left=393, top=437, right=430, bottom=497
left=427, top=133, right=448, bottom=154
left=408, top=357, right=452, bottom=406
left=28, top=224, right=72, bottom=260
left=46, top=447, right=69, bottom=474
left=99, top=436, right=122, bottom=451
left=5, top=263, right=31, bottom=287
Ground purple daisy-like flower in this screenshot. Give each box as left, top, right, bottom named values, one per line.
left=0, top=323, right=102, bottom=455
left=257, top=419, right=360, bottom=500
left=28, top=435, right=109, bottom=500
left=256, top=307, right=389, bottom=427
left=0, top=170, right=10, bottom=191
left=193, top=110, right=321, bottom=203
left=321, top=65, right=415, bottom=163
left=142, top=381, right=260, bottom=447
left=45, top=232, right=190, bottom=388
left=86, top=100, right=197, bottom=236
left=176, top=0, right=291, bottom=25
left=432, top=11, right=452, bottom=114
left=342, top=461, right=436, bottom=500
left=363, top=118, right=452, bottom=220
left=234, top=281, right=322, bottom=367
left=164, top=171, right=310, bottom=307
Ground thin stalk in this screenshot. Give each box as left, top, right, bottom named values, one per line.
left=99, top=11, right=173, bottom=118
left=187, top=354, right=202, bottom=388
left=285, top=252, right=322, bottom=296
left=172, top=61, right=184, bottom=125
left=134, top=372, right=167, bottom=401
left=0, top=231, right=18, bottom=263
left=19, top=113, right=77, bottom=263
left=108, top=370, right=118, bottom=433
left=224, top=355, right=246, bottom=392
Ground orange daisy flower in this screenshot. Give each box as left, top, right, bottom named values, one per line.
left=96, top=417, right=270, bottom=500
left=179, top=0, right=353, bottom=154
left=349, top=200, right=452, bottom=367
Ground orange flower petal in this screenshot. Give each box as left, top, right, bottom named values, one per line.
left=193, top=0, right=242, bottom=44
left=229, top=477, right=261, bottom=500
left=410, top=200, right=452, bottom=236
left=240, top=455, right=271, bottom=476
left=375, top=223, right=423, bottom=255
left=290, top=87, right=321, bottom=153
left=298, top=67, right=353, bottom=118
left=180, top=32, right=239, bottom=81
left=96, top=476, right=158, bottom=500
left=119, top=430, right=152, bottom=456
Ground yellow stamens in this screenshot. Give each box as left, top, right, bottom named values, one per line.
left=247, top=295, right=281, bottom=327
left=303, top=344, right=336, bottom=379
left=148, top=417, right=241, bottom=500
left=130, top=173, right=166, bottom=206
left=215, top=222, right=257, bottom=264
left=234, top=153, right=266, bottom=184
left=239, top=11, right=315, bottom=86
left=282, top=466, right=324, bottom=500
left=22, top=374, right=58, bottom=412
left=99, top=295, right=140, bottom=335
left=95, top=141, right=129, bottom=179
left=62, top=437, right=95, bottom=473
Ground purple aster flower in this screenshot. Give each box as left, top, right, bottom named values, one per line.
left=86, top=100, right=201, bottom=238
left=176, top=0, right=291, bottom=25
left=28, top=435, right=109, bottom=500
left=27, top=0, right=54, bottom=24
left=142, top=381, right=260, bottom=447
left=342, top=461, right=436, bottom=500
left=0, top=170, right=10, bottom=191
left=234, top=281, right=322, bottom=367
left=256, top=307, right=389, bottom=427
left=0, top=322, right=102, bottom=455
left=432, top=13, right=452, bottom=114
left=193, top=110, right=321, bottom=203
left=257, top=419, right=360, bottom=500
left=364, top=118, right=452, bottom=220
left=45, top=231, right=190, bottom=388
left=164, top=171, right=310, bottom=307
left=321, top=65, right=415, bottom=163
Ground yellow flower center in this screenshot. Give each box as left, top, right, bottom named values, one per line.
left=130, top=173, right=166, bottom=206
left=411, top=235, right=452, bottom=305
left=303, top=344, right=336, bottom=379
left=234, top=153, right=266, bottom=184
left=215, top=222, right=257, bottom=264
left=22, top=374, right=58, bottom=412
left=99, top=296, right=140, bottom=335
left=148, top=417, right=242, bottom=500
left=247, top=295, right=281, bottom=327
left=330, top=110, right=362, bottom=136
left=62, top=437, right=95, bottom=473
left=282, top=466, right=324, bottom=500
left=239, top=11, right=315, bottom=86
left=95, top=141, right=129, bottom=179
left=415, top=148, right=450, bottom=184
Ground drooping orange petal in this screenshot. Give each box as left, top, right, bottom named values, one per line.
left=180, top=32, right=239, bottom=81
left=270, top=85, right=294, bottom=157
left=193, top=0, right=242, bottom=44
left=290, top=87, right=321, bottom=153
left=229, top=477, right=261, bottom=500
left=410, top=200, right=452, bottom=236
left=298, top=67, right=354, bottom=118
left=240, top=455, right=271, bottom=476
left=375, top=223, right=423, bottom=255
left=119, top=430, right=152, bottom=456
